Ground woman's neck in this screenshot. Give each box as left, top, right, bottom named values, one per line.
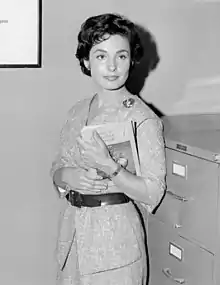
left=96, top=87, right=131, bottom=107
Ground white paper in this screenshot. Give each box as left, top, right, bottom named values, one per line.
left=0, top=0, right=39, bottom=65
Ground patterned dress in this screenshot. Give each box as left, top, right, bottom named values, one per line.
left=51, top=94, right=166, bottom=285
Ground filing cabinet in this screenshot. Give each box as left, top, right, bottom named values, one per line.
left=148, top=114, right=220, bottom=285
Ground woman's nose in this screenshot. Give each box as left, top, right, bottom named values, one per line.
left=107, top=58, right=117, bottom=71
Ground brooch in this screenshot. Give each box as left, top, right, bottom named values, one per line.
left=122, top=98, right=135, bottom=108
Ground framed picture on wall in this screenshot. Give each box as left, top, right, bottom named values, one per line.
left=0, top=0, right=42, bottom=68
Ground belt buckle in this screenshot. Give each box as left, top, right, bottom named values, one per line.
left=69, top=191, right=83, bottom=208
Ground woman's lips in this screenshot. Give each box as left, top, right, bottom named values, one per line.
left=104, top=76, right=119, bottom=81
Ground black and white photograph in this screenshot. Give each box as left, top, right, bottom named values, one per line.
left=0, top=1, right=220, bottom=285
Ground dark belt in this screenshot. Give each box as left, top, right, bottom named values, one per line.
left=66, top=190, right=130, bottom=208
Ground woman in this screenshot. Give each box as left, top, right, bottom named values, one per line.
left=51, top=13, right=166, bottom=285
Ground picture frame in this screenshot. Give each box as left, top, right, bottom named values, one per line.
left=0, top=0, right=42, bottom=68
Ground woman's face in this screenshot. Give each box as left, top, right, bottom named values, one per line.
left=85, top=34, right=131, bottom=91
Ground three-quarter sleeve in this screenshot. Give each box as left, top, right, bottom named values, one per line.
left=137, top=117, right=166, bottom=212
left=50, top=107, right=79, bottom=179
left=50, top=102, right=87, bottom=198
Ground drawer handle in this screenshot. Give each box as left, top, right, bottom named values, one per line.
left=174, top=223, right=182, bottom=229
left=167, top=189, right=189, bottom=202
left=162, top=267, right=186, bottom=284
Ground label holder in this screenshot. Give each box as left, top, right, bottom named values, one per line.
left=169, top=242, right=184, bottom=262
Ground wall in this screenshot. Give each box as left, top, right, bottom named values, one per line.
left=0, top=0, right=219, bottom=284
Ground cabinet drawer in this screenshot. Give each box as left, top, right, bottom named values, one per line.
left=155, top=148, right=219, bottom=251
left=148, top=217, right=214, bottom=285
left=165, top=148, right=218, bottom=195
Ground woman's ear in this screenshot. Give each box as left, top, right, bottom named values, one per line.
left=84, top=60, right=90, bottom=70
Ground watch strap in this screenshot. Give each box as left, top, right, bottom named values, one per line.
left=108, top=163, right=122, bottom=179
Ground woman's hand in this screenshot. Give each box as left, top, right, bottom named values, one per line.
left=76, top=130, right=115, bottom=175
left=62, top=167, right=108, bottom=194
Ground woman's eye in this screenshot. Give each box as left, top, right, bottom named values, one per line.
left=96, top=54, right=106, bottom=60
left=119, top=54, right=127, bottom=60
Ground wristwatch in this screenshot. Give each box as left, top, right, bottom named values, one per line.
left=108, top=163, right=123, bottom=179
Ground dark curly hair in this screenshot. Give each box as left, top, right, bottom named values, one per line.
left=75, top=13, right=144, bottom=76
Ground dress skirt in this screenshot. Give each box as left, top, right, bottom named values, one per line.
left=56, top=200, right=148, bottom=285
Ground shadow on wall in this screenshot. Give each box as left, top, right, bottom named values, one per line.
left=126, top=23, right=164, bottom=118
left=126, top=24, right=165, bottom=285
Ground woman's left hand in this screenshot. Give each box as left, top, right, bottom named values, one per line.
left=76, top=130, right=113, bottom=172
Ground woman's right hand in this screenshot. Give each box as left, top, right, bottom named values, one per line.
left=62, top=167, right=108, bottom=194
